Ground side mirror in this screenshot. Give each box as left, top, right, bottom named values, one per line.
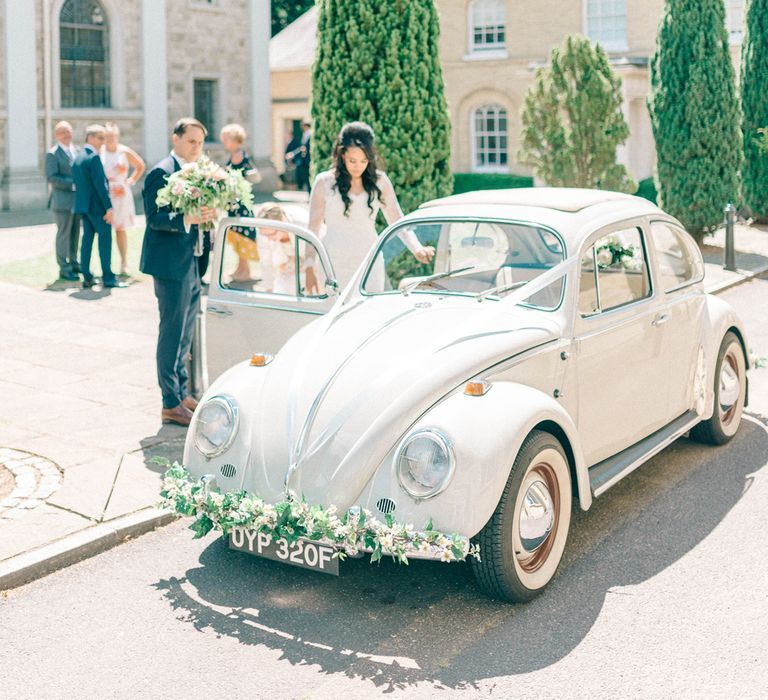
left=325, top=279, right=340, bottom=296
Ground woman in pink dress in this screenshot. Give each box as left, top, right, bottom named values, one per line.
left=101, top=122, right=145, bottom=276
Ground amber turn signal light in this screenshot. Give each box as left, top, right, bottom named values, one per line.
left=250, top=353, right=273, bottom=367
left=464, top=380, right=491, bottom=396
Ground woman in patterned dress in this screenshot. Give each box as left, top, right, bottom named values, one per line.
left=101, top=122, right=145, bottom=276
left=220, top=123, right=262, bottom=282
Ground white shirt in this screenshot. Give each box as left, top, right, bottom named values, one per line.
left=170, top=150, right=186, bottom=167
left=57, top=141, right=76, bottom=161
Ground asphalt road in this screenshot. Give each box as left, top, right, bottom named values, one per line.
left=1, top=277, right=767, bottom=699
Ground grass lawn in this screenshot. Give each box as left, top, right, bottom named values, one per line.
left=0, top=226, right=148, bottom=289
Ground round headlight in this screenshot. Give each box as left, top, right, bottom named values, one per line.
left=193, top=395, right=238, bottom=458
left=395, top=429, right=455, bottom=499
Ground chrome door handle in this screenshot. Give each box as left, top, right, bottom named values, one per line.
left=207, top=305, right=233, bottom=317
left=652, top=313, right=670, bottom=327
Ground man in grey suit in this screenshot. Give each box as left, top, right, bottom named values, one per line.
left=45, top=121, right=81, bottom=281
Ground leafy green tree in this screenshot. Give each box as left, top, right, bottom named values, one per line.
left=272, top=0, right=314, bottom=37
left=741, top=0, right=768, bottom=220
left=518, top=35, right=635, bottom=193
left=648, top=0, right=741, bottom=239
left=311, top=0, right=452, bottom=213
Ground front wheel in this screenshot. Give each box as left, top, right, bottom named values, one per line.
left=472, top=430, right=572, bottom=603
left=691, top=331, right=746, bottom=445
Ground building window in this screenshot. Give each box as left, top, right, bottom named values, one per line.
left=472, top=105, right=508, bottom=172
left=725, top=0, right=744, bottom=45
left=585, top=0, right=627, bottom=52
left=469, top=0, right=506, bottom=52
left=194, top=79, right=218, bottom=141
left=59, top=0, right=110, bottom=108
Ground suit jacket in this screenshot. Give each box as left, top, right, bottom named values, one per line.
left=139, top=155, right=210, bottom=281
left=72, top=145, right=112, bottom=217
left=45, top=144, right=76, bottom=211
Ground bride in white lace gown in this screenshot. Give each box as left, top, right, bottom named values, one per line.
left=307, top=122, right=433, bottom=292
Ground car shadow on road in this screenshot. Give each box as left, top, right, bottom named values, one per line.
left=154, top=417, right=766, bottom=692
left=138, top=428, right=188, bottom=473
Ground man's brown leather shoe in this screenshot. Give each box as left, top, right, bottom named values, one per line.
left=181, top=396, right=199, bottom=412
left=161, top=404, right=193, bottom=426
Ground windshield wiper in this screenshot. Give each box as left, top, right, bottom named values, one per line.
left=475, top=280, right=528, bottom=302
left=400, top=265, right=475, bottom=296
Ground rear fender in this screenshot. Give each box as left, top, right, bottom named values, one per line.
left=701, top=296, right=749, bottom=418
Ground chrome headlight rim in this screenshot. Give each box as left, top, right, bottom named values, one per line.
left=394, top=427, right=456, bottom=500
left=193, top=394, right=239, bottom=459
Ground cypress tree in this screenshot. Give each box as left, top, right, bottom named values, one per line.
left=519, top=35, right=635, bottom=193
left=741, top=0, right=768, bottom=221
left=648, top=0, right=741, bottom=239
left=311, top=0, right=452, bottom=214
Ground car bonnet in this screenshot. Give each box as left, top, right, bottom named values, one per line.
left=243, top=295, right=560, bottom=509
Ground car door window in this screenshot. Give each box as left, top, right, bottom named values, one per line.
left=650, top=221, right=704, bottom=292
left=578, top=247, right=599, bottom=315
left=579, top=226, right=651, bottom=315
left=220, top=226, right=330, bottom=298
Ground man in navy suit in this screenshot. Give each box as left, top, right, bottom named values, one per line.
left=45, top=121, right=80, bottom=281
left=140, top=117, right=215, bottom=426
left=72, top=124, right=125, bottom=289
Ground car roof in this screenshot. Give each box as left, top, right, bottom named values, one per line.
left=405, top=187, right=667, bottom=250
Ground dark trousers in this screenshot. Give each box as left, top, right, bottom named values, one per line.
left=80, top=212, right=115, bottom=285
left=53, top=209, right=80, bottom=274
left=153, top=261, right=201, bottom=409
left=296, top=163, right=311, bottom=192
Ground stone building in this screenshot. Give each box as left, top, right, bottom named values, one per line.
left=270, top=0, right=745, bottom=183
left=0, top=0, right=274, bottom=210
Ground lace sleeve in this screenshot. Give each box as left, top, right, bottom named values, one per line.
left=380, top=173, right=422, bottom=254
left=305, top=174, right=328, bottom=269
left=308, top=173, right=326, bottom=237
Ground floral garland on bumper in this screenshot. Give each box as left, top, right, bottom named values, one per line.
left=159, top=463, right=480, bottom=564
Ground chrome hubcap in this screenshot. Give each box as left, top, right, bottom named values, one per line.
left=719, top=352, right=740, bottom=423
left=519, top=479, right=555, bottom=554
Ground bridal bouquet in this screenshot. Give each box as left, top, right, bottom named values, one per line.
left=155, top=155, right=254, bottom=231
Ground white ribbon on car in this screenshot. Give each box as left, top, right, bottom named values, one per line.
left=282, top=253, right=580, bottom=495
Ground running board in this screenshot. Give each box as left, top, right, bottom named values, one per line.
left=589, top=410, right=700, bottom=497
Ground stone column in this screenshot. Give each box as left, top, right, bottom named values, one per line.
left=141, top=0, right=169, bottom=166
left=2, top=0, right=47, bottom=210
left=248, top=0, right=280, bottom=192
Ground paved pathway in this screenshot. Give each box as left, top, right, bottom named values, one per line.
left=0, top=215, right=765, bottom=590
left=0, top=219, right=185, bottom=580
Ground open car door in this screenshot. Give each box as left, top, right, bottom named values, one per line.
left=204, top=211, right=338, bottom=383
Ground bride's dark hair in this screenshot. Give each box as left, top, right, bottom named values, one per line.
left=332, top=121, right=382, bottom=216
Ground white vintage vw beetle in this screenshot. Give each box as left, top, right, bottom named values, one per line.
left=176, top=188, right=748, bottom=602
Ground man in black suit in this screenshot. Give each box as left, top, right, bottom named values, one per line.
left=72, top=124, right=124, bottom=289
left=45, top=121, right=80, bottom=280
left=140, top=117, right=215, bottom=426
left=295, top=119, right=312, bottom=193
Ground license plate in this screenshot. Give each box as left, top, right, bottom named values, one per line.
left=229, top=528, right=339, bottom=576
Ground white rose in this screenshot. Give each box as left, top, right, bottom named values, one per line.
left=596, top=248, right=614, bottom=267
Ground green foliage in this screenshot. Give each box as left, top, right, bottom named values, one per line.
left=453, top=173, right=533, bottom=194
left=518, top=35, right=635, bottom=193
left=311, top=0, right=452, bottom=213
left=160, top=464, right=481, bottom=563
left=741, top=0, right=768, bottom=220
left=385, top=239, right=437, bottom=289
left=634, top=177, right=658, bottom=204
left=271, top=0, right=314, bottom=37
left=648, top=0, right=741, bottom=239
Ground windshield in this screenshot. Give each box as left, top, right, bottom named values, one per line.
left=362, top=219, right=566, bottom=308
